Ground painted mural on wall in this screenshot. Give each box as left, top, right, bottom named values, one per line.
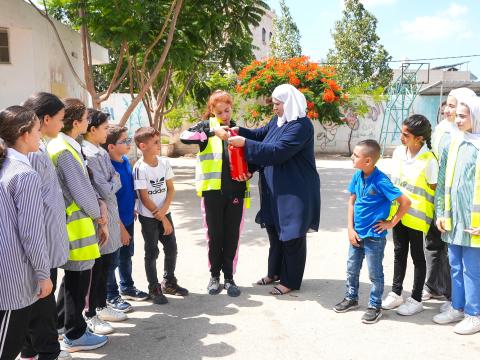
left=313, top=95, right=443, bottom=154
left=101, top=94, right=149, bottom=137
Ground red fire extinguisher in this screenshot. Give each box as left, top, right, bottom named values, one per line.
left=228, top=129, right=248, bottom=179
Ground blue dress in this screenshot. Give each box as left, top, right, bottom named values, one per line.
left=239, top=116, right=321, bottom=241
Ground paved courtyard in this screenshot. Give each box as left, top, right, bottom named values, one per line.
left=68, top=157, right=480, bottom=360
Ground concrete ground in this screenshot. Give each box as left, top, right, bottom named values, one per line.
left=69, top=157, right=480, bottom=360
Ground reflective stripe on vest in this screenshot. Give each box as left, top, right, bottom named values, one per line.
left=48, top=137, right=100, bottom=261
left=390, top=151, right=436, bottom=233
left=195, top=117, right=250, bottom=208
left=444, top=138, right=480, bottom=246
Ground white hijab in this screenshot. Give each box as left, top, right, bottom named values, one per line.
left=436, top=87, right=477, bottom=133
left=448, top=87, right=476, bottom=100
left=271, top=84, right=307, bottom=127
left=456, top=95, right=480, bottom=149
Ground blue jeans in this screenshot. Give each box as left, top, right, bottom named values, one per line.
left=106, top=223, right=135, bottom=301
left=345, top=237, right=386, bottom=309
left=449, top=244, right=480, bottom=316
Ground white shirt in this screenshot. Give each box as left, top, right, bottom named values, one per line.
left=6, top=147, right=31, bottom=166
left=392, top=144, right=438, bottom=184
left=133, top=156, right=174, bottom=218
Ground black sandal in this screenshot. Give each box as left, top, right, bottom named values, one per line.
left=256, top=276, right=279, bottom=285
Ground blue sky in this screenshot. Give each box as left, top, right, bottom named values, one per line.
left=267, top=0, right=480, bottom=77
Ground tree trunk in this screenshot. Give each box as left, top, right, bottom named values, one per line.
left=118, top=0, right=183, bottom=126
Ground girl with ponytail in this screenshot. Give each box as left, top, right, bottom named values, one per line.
left=382, top=114, right=439, bottom=317
left=21, top=92, right=71, bottom=360
left=0, top=106, right=52, bottom=360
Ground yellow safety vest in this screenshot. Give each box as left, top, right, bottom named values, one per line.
left=390, top=151, right=436, bottom=233
left=444, top=137, right=480, bottom=246
left=195, top=117, right=250, bottom=208
left=48, top=137, right=101, bottom=261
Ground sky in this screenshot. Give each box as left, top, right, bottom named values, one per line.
left=267, top=0, right=480, bottom=77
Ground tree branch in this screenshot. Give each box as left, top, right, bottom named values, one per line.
left=98, top=42, right=128, bottom=101
left=161, top=70, right=196, bottom=115
left=140, top=1, right=177, bottom=77
left=119, top=0, right=184, bottom=126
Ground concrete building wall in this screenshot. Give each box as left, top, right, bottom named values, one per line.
left=0, top=0, right=108, bottom=109
left=251, top=10, right=275, bottom=60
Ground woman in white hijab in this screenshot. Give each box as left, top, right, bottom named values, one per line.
left=424, top=88, right=477, bottom=307
left=228, top=84, right=320, bottom=295
left=434, top=95, right=480, bottom=334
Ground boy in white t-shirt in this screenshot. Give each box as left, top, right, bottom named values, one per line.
left=133, top=127, right=188, bottom=305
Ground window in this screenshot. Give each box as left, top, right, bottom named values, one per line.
left=269, top=32, right=273, bottom=41
left=262, top=28, right=266, bottom=44
left=0, top=29, right=10, bottom=64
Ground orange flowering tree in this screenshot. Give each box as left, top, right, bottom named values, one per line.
left=236, top=56, right=348, bottom=125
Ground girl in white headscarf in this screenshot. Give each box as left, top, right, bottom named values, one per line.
left=228, top=84, right=320, bottom=295
left=434, top=95, right=480, bottom=335
left=424, top=88, right=476, bottom=308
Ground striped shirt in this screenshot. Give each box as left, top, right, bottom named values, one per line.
left=27, top=140, right=69, bottom=269
left=0, top=148, right=49, bottom=310
left=54, top=133, right=100, bottom=271
left=82, top=140, right=122, bottom=255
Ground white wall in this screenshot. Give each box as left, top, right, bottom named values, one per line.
left=251, top=9, right=275, bottom=60
left=0, top=0, right=108, bottom=109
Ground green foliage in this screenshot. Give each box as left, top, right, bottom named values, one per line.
left=164, top=107, right=187, bottom=133
left=326, top=0, right=392, bottom=89
left=46, top=0, right=270, bottom=106
left=342, top=82, right=385, bottom=118
left=269, top=0, right=302, bottom=60
left=237, top=57, right=347, bottom=125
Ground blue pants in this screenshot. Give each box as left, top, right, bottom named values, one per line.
left=345, top=237, right=386, bottom=309
left=106, top=223, right=135, bottom=301
left=449, top=244, right=480, bottom=316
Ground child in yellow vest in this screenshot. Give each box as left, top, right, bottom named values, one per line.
left=382, top=114, right=438, bottom=316
left=48, top=98, right=108, bottom=352
left=180, top=90, right=251, bottom=297
left=433, top=95, right=480, bottom=335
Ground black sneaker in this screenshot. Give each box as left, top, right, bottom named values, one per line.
left=362, top=307, right=382, bottom=324
left=224, top=279, right=241, bottom=297
left=149, top=286, right=168, bottom=305
left=207, top=277, right=221, bottom=295
left=120, top=287, right=150, bottom=301
left=161, top=278, right=189, bottom=296
left=333, top=298, right=359, bottom=313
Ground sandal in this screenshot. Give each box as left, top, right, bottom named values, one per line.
left=256, top=276, right=279, bottom=285
left=270, top=285, right=291, bottom=296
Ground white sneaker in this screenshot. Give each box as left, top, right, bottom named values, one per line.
left=433, top=305, right=464, bottom=324
left=382, top=292, right=404, bottom=310
left=97, top=306, right=127, bottom=322
left=396, top=297, right=424, bottom=316
left=454, top=315, right=480, bottom=335
left=86, top=315, right=114, bottom=335
left=57, top=350, right=73, bottom=359
left=440, top=301, right=451, bottom=313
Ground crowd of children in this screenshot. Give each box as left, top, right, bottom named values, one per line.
left=1, top=85, right=480, bottom=359
left=335, top=87, right=480, bottom=335
left=0, top=93, right=188, bottom=360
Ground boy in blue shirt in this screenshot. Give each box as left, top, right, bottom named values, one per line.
left=333, top=140, right=411, bottom=324
left=103, top=125, right=149, bottom=312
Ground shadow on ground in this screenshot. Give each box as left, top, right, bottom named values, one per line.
left=74, top=293, right=263, bottom=360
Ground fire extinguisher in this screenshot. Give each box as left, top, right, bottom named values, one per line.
left=227, top=129, right=248, bottom=179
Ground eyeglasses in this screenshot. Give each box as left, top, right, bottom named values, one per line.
left=116, top=137, right=133, bottom=145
